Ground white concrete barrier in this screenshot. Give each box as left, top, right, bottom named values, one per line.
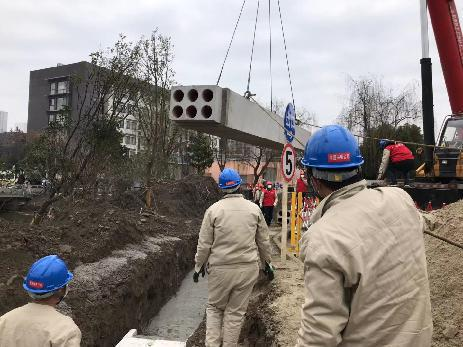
left=116, top=329, right=186, bottom=347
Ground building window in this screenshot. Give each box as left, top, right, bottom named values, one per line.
left=56, top=97, right=68, bottom=110
left=57, top=81, right=68, bottom=94
left=125, top=135, right=136, bottom=145
left=118, top=120, right=125, bottom=128
left=125, top=119, right=137, bottom=131
left=50, top=82, right=57, bottom=95
left=48, top=114, right=55, bottom=123
left=49, top=98, right=57, bottom=111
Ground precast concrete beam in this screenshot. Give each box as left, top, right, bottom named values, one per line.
left=169, top=85, right=311, bottom=151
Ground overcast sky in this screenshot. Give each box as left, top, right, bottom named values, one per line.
left=0, top=0, right=459, bottom=132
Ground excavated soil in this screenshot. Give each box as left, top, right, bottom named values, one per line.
left=0, top=176, right=221, bottom=346
left=424, top=202, right=463, bottom=346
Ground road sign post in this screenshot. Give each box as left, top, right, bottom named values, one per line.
left=280, top=103, right=296, bottom=264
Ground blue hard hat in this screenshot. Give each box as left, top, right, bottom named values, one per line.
left=301, top=125, right=364, bottom=169
left=379, top=139, right=388, bottom=149
left=218, top=168, right=242, bottom=189
left=23, top=255, right=73, bottom=294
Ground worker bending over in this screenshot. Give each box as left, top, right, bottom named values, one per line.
left=194, top=168, right=273, bottom=347
left=297, top=125, right=432, bottom=347
left=259, top=181, right=278, bottom=226
left=0, top=255, right=81, bottom=346
left=377, top=139, right=415, bottom=185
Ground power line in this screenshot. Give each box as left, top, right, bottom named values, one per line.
left=249, top=96, right=450, bottom=150
left=216, top=0, right=247, bottom=86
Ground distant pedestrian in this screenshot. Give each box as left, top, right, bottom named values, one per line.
left=252, top=183, right=263, bottom=205
left=259, top=181, right=278, bottom=226
left=296, top=170, right=309, bottom=198
left=194, top=168, right=274, bottom=347
left=377, top=140, right=415, bottom=185
left=0, top=255, right=81, bottom=347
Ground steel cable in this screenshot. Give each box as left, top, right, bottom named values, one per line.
left=246, top=0, right=261, bottom=95
left=216, top=0, right=248, bottom=86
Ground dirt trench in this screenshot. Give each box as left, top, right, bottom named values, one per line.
left=186, top=277, right=278, bottom=347
left=0, top=176, right=221, bottom=346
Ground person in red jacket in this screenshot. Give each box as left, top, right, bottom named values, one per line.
left=377, top=140, right=415, bottom=185
left=259, top=181, right=278, bottom=226
left=296, top=170, right=309, bottom=198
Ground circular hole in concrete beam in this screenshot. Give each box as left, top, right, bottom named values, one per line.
left=202, top=89, right=213, bottom=102
left=173, top=90, right=184, bottom=102
left=186, top=105, right=197, bottom=118
left=201, top=105, right=212, bottom=119
left=188, top=89, right=198, bottom=102
left=172, top=106, right=183, bottom=118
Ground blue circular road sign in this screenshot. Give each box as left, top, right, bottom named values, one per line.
left=284, top=103, right=295, bottom=143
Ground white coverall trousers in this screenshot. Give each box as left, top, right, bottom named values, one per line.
left=206, top=262, right=259, bottom=347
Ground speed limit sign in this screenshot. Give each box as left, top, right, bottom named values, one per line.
left=281, top=143, right=296, bottom=182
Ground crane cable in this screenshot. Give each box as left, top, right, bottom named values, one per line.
left=245, top=0, right=261, bottom=97
left=277, top=0, right=296, bottom=110
left=216, top=0, right=247, bottom=86
left=268, top=0, right=273, bottom=111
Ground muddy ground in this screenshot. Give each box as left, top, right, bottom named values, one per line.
left=0, top=176, right=221, bottom=346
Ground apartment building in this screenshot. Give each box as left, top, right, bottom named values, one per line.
left=27, top=62, right=143, bottom=155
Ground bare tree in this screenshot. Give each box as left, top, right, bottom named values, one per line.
left=212, top=137, right=229, bottom=171
left=27, top=35, right=141, bottom=224
left=131, top=30, right=182, bottom=205
left=338, top=76, right=421, bottom=135
left=243, top=146, right=278, bottom=185
left=338, top=75, right=422, bottom=178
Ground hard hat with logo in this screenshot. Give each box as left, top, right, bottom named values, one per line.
left=218, top=168, right=242, bottom=189
left=23, top=255, right=74, bottom=294
left=302, top=125, right=364, bottom=169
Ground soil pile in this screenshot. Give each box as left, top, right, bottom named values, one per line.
left=0, top=176, right=221, bottom=346
left=424, top=202, right=463, bottom=346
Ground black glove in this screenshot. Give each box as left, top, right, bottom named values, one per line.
left=193, top=265, right=206, bottom=283
left=263, top=262, right=275, bottom=281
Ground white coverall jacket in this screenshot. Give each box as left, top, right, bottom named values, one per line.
left=195, top=193, right=273, bottom=347
left=0, top=302, right=81, bottom=347
left=297, top=180, right=432, bottom=347
left=195, top=193, right=273, bottom=272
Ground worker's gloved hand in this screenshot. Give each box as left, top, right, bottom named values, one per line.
left=193, top=265, right=206, bottom=283
left=263, top=262, right=275, bottom=281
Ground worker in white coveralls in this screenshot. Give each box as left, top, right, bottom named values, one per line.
left=0, top=255, right=81, bottom=347
left=296, top=125, right=432, bottom=347
left=194, top=168, right=274, bottom=347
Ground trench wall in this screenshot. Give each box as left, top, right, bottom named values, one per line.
left=66, top=232, right=197, bottom=347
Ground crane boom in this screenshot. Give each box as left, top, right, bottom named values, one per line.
left=428, top=0, right=463, bottom=114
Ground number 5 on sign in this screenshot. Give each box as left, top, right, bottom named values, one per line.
left=281, top=143, right=296, bottom=182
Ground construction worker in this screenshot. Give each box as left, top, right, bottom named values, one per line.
left=194, top=168, right=273, bottom=347
left=377, top=139, right=415, bottom=185
left=297, top=125, right=432, bottom=347
left=259, top=181, right=278, bottom=226
left=0, top=255, right=81, bottom=347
